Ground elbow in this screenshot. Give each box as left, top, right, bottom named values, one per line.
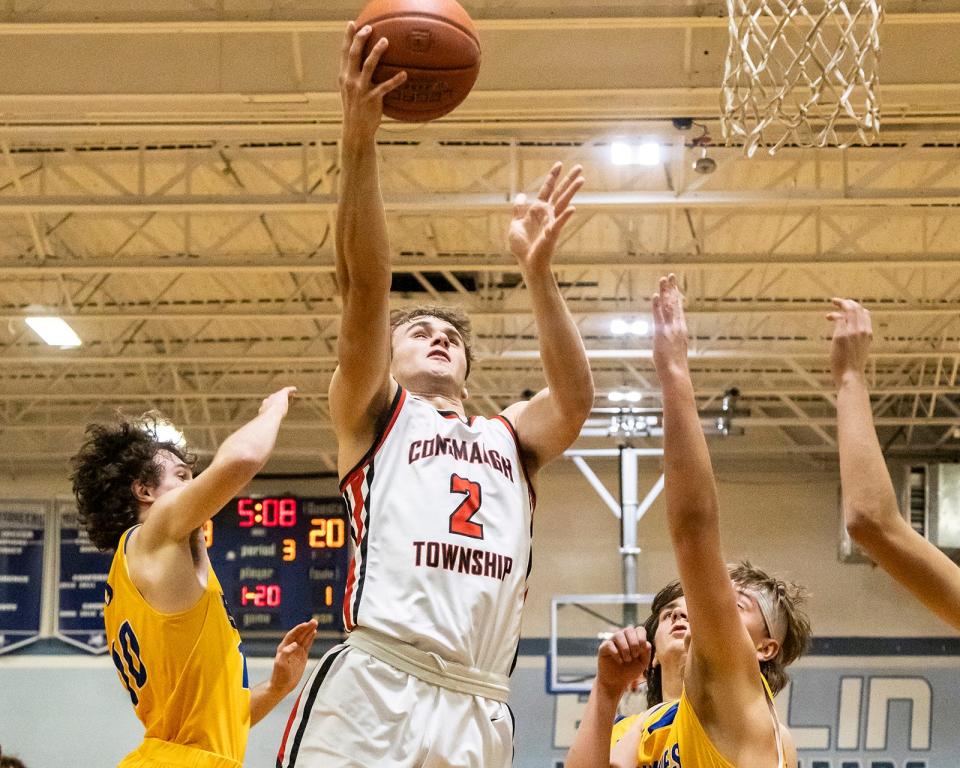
left=221, top=448, right=267, bottom=479
left=845, top=505, right=886, bottom=545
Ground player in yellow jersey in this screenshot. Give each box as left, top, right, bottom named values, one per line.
left=566, top=275, right=812, bottom=768
left=830, top=299, right=960, bottom=630
left=70, top=387, right=317, bottom=768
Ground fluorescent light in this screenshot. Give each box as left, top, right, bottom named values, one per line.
left=611, top=141, right=661, bottom=166
left=608, top=391, right=625, bottom=402
left=151, top=422, right=186, bottom=447
left=25, top=317, right=81, bottom=348
left=610, top=318, right=649, bottom=336
left=610, top=141, right=634, bottom=166
left=635, top=141, right=661, bottom=166
left=625, top=391, right=643, bottom=403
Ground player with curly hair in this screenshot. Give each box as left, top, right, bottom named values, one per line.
left=71, top=387, right=317, bottom=768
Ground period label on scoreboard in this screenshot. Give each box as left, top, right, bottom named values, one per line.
left=57, top=508, right=111, bottom=653
left=207, top=496, right=349, bottom=637
left=0, top=504, right=46, bottom=654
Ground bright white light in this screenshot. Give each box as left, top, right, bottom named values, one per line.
left=646, top=415, right=659, bottom=426
left=610, top=142, right=634, bottom=166
left=624, top=391, right=643, bottom=403
left=608, top=391, right=625, bottom=402
left=610, top=318, right=649, bottom=336
left=635, top=141, right=661, bottom=166
left=25, top=316, right=81, bottom=348
left=150, top=421, right=186, bottom=447
left=610, top=141, right=662, bottom=166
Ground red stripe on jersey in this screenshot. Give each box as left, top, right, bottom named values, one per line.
left=342, top=556, right=357, bottom=631
left=493, top=414, right=537, bottom=511
left=348, top=474, right=366, bottom=543
left=339, top=387, right=407, bottom=492
left=276, top=686, right=305, bottom=765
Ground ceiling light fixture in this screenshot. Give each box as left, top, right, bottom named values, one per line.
left=25, top=317, right=81, bottom=348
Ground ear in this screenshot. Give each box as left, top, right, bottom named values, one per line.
left=461, top=384, right=469, bottom=400
left=756, top=637, right=781, bottom=663
left=131, top=479, right=154, bottom=504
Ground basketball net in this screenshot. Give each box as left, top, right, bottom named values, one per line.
left=721, top=0, right=883, bottom=156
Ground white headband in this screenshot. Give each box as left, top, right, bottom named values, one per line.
left=749, top=588, right=788, bottom=646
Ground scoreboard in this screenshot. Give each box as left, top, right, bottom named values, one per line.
left=205, top=496, right=349, bottom=636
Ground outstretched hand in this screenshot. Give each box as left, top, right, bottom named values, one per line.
left=339, top=22, right=407, bottom=143
left=651, top=274, right=690, bottom=379
left=508, top=162, right=584, bottom=275
left=596, top=626, right=651, bottom=696
left=268, top=619, right=318, bottom=696
left=259, top=386, right=297, bottom=417
left=827, top=298, right=873, bottom=388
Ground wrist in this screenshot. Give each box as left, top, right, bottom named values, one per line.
left=837, top=369, right=868, bottom=387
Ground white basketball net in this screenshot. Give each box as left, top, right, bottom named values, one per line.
left=721, top=0, right=883, bottom=156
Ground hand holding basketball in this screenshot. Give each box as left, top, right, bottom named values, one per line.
left=596, top=626, right=651, bottom=695
left=827, top=298, right=873, bottom=387
left=508, top=162, right=583, bottom=275
left=652, top=274, right=690, bottom=378
left=339, top=22, right=408, bottom=142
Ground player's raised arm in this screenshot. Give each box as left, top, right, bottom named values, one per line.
left=135, top=387, right=296, bottom=549
left=499, top=163, right=594, bottom=474
left=652, top=276, right=776, bottom=747
left=831, top=298, right=960, bottom=630
left=329, top=22, right=408, bottom=466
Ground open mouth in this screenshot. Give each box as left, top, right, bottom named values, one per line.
left=428, top=350, right=450, bottom=362
left=671, top=625, right=689, bottom=636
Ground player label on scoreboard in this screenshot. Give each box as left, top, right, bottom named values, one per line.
left=0, top=503, right=46, bottom=655
left=207, top=496, right=349, bottom=637
left=57, top=507, right=111, bottom=653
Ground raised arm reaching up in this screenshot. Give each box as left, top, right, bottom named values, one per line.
left=500, top=163, right=594, bottom=475
left=653, top=275, right=785, bottom=765
left=328, top=22, right=408, bottom=476
left=831, top=298, right=960, bottom=630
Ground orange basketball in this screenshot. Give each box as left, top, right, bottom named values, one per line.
left=355, top=0, right=481, bottom=122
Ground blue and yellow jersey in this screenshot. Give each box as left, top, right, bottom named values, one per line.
left=103, top=526, right=251, bottom=765
left=611, top=678, right=783, bottom=768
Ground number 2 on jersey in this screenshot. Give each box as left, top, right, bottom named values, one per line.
left=449, top=474, right=483, bottom=539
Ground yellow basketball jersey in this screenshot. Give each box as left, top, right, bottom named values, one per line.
left=104, top=526, right=251, bottom=766
left=611, top=678, right=783, bottom=768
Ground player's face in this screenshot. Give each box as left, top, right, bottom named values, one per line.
left=391, top=317, right=469, bottom=393
left=147, top=450, right=194, bottom=500
left=652, top=596, right=689, bottom=668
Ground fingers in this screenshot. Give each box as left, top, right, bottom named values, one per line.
left=360, top=36, right=389, bottom=88
left=347, top=24, right=373, bottom=76
left=536, top=162, right=563, bottom=202
left=371, top=69, right=408, bottom=99
left=340, top=22, right=357, bottom=74
left=552, top=174, right=584, bottom=217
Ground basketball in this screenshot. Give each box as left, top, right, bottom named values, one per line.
left=355, top=0, right=481, bottom=122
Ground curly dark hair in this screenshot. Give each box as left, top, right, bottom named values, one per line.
left=70, top=412, right=196, bottom=552
left=390, top=305, right=475, bottom=378
left=641, top=562, right=811, bottom=707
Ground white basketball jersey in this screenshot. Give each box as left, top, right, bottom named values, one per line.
left=340, top=386, right=535, bottom=677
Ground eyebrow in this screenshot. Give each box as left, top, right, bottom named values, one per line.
left=406, top=320, right=463, bottom=343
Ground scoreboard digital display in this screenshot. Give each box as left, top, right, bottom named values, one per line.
left=205, top=496, right=349, bottom=637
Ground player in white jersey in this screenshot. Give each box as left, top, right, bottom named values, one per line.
left=277, top=22, right=594, bottom=768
